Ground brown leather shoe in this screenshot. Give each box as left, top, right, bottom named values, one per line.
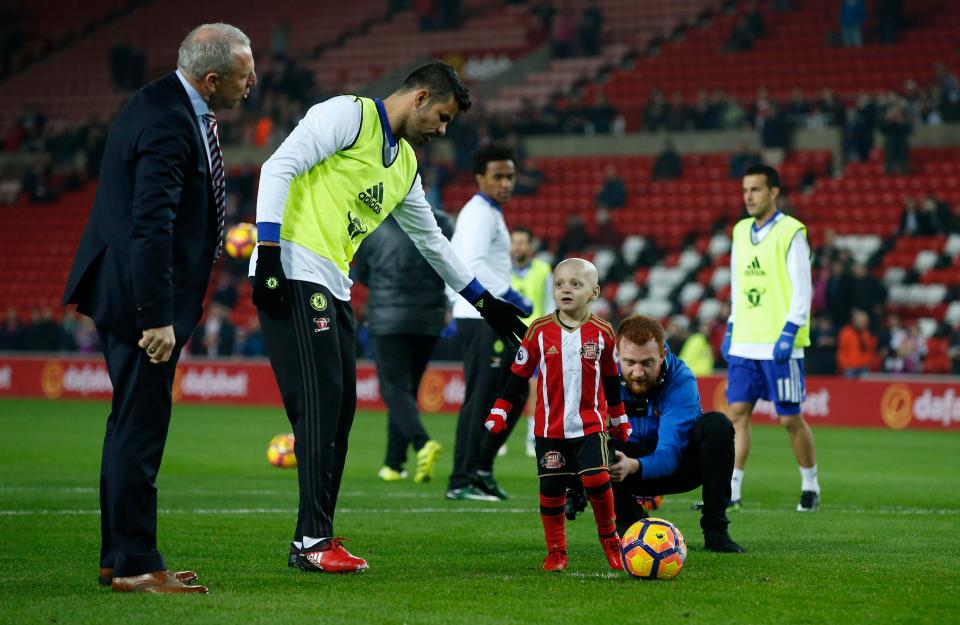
left=111, top=570, right=208, bottom=594
left=99, top=568, right=199, bottom=586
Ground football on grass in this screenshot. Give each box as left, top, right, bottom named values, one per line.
left=267, top=433, right=297, bottom=468
left=620, top=517, right=687, bottom=580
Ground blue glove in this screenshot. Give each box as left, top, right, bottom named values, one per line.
left=772, top=322, right=799, bottom=364
left=721, top=322, right=732, bottom=361
left=440, top=317, right=458, bottom=339
left=502, top=288, right=533, bottom=317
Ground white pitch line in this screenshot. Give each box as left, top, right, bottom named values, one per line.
left=0, top=505, right=957, bottom=517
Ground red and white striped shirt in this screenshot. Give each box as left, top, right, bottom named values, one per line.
left=512, top=313, right=618, bottom=439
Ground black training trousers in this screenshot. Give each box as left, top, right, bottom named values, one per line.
left=372, top=333, right=437, bottom=470
left=610, top=411, right=735, bottom=535
left=447, top=318, right=527, bottom=489
left=259, top=280, right=356, bottom=540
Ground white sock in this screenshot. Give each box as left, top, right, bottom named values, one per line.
left=800, top=465, right=820, bottom=493
left=526, top=416, right=535, bottom=441
left=302, top=536, right=329, bottom=550
left=730, top=468, right=744, bottom=501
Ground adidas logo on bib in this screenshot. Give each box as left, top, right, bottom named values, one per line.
left=358, top=181, right=384, bottom=214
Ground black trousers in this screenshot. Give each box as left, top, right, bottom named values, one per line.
left=610, top=411, right=734, bottom=535
left=372, top=333, right=437, bottom=470
left=97, top=327, right=181, bottom=577
left=259, top=280, right=356, bottom=540
left=447, top=319, right=527, bottom=489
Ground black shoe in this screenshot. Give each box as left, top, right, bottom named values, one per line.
left=797, top=490, right=820, bottom=512
left=564, top=486, right=588, bottom=521
left=473, top=472, right=509, bottom=500
left=704, top=529, right=745, bottom=553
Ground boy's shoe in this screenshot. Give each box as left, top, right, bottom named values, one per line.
left=444, top=486, right=499, bottom=502
left=413, top=440, right=442, bottom=483
left=704, top=529, right=746, bottom=553
left=691, top=499, right=742, bottom=511
left=295, top=538, right=368, bottom=573
left=797, top=490, right=820, bottom=512
left=564, top=486, right=588, bottom=521
left=377, top=466, right=407, bottom=481
left=473, top=472, right=509, bottom=500
left=600, top=535, right=624, bottom=570
left=542, top=550, right=568, bottom=571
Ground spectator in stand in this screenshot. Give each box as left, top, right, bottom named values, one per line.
left=0, top=307, right=23, bottom=350
left=652, top=140, right=682, bottom=180
left=729, top=141, right=762, bottom=179
left=725, top=16, right=755, bottom=52
left=688, top=90, right=713, bottom=131
left=760, top=104, right=792, bottom=153
left=899, top=196, right=939, bottom=236
left=667, top=92, right=689, bottom=130
left=923, top=194, right=952, bottom=235
left=784, top=88, right=811, bottom=127
left=550, top=3, right=577, bottom=59
left=744, top=1, right=765, bottom=37
left=825, top=259, right=855, bottom=327
left=806, top=314, right=838, bottom=375
left=21, top=307, right=60, bottom=352
left=849, top=94, right=878, bottom=162
left=837, top=308, right=876, bottom=377
left=189, top=303, right=236, bottom=358
left=815, top=88, right=846, bottom=127
left=593, top=208, right=623, bottom=249
left=880, top=103, right=912, bottom=175
left=578, top=0, right=603, bottom=56
left=850, top=262, right=887, bottom=326
left=644, top=89, right=671, bottom=132
left=888, top=323, right=927, bottom=373
left=839, top=0, right=867, bottom=47
left=595, top=164, right=626, bottom=210
left=949, top=321, right=960, bottom=375
left=555, top=214, right=592, bottom=263
left=73, top=315, right=101, bottom=354
left=585, top=91, right=618, bottom=134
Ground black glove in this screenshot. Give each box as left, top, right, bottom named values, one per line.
left=474, top=290, right=527, bottom=346
left=252, top=245, right=290, bottom=318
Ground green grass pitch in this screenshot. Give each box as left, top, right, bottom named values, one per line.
left=1, top=398, right=958, bottom=625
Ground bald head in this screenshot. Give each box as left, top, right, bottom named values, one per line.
left=555, top=257, right=599, bottom=288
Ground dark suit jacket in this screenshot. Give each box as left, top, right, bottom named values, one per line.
left=64, top=72, right=219, bottom=345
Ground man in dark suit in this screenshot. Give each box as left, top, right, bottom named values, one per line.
left=63, top=23, right=256, bottom=594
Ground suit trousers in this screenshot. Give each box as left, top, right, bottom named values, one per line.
left=447, top=319, right=526, bottom=489
left=259, top=280, right=356, bottom=540
left=610, top=411, right=735, bottom=535
left=372, top=334, right=437, bottom=470
left=97, top=327, right=181, bottom=577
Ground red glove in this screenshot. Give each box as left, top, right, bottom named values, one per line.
left=485, top=399, right=513, bottom=434
left=607, top=402, right=631, bottom=442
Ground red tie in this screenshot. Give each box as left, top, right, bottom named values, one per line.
left=203, top=112, right=225, bottom=259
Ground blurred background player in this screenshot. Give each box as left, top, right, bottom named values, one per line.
left=250, top=61, right=527, bottom=573
left=352, top=207, right=453, bottom=483
left=445, top=144, right=533, bottom=501
left=507, top=225, right=555, bottom=458
left=721, top=164, right=820, bottom=512
left=486, top=258, right=631, bottom=572
left=607, top=315, right=744, bottom=553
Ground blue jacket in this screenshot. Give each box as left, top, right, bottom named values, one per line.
left=620, top=345, right=703, bottom=479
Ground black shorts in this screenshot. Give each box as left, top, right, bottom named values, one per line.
left=535, top=431, right=611, bottom=478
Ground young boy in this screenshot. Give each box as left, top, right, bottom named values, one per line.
left=485, top=258, right=631, bottom=571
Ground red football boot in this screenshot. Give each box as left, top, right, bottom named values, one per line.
left=296, top=538, right=369, bottom=573
left=542, top=550, right=568, bottom=572
left=600, top=535, right=624, bottom=571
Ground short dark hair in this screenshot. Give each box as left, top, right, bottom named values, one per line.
left=400, top=60, right=471, bottom=113
left=616, top=314, right=665, bottom=352
left=472, top=143, right=514, bottom=177
left=744, top=164, right=781, bottom=190
left=512, top=225, right=534, bottom=240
